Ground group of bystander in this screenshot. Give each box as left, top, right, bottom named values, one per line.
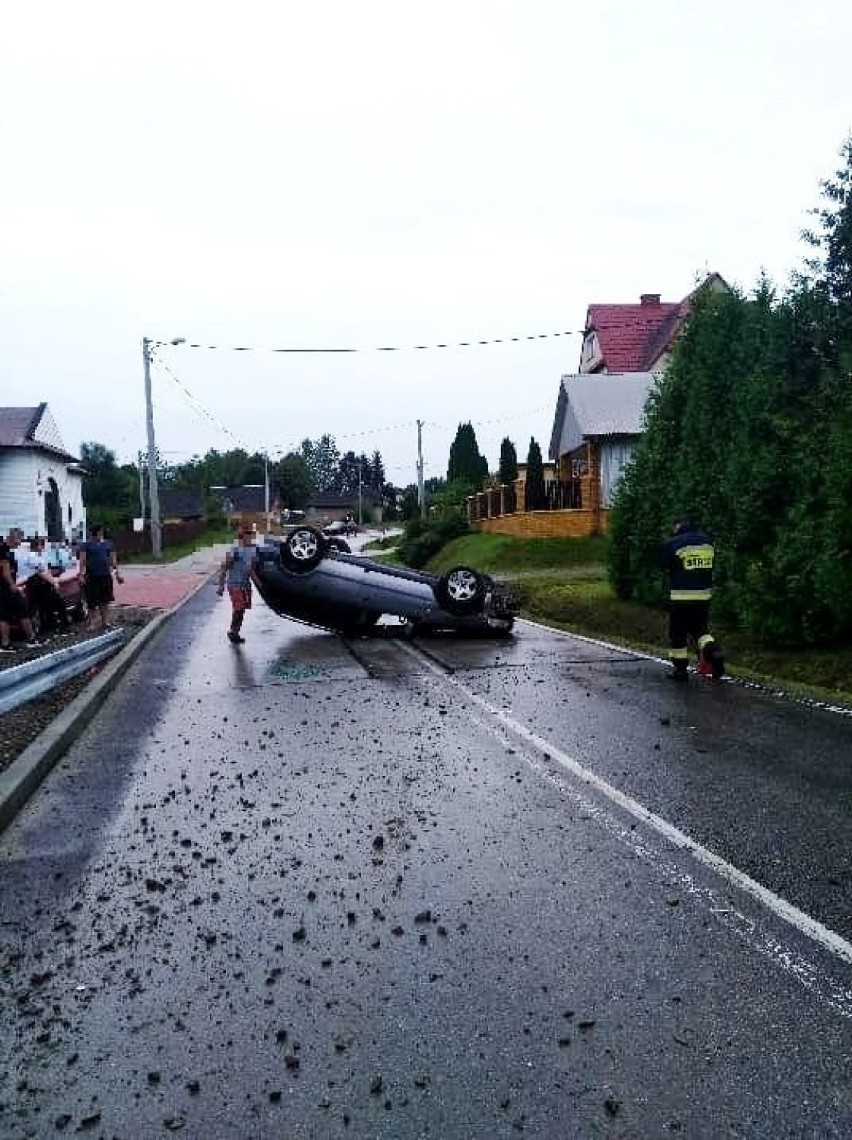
left=0, top=524, right=123, bottom=654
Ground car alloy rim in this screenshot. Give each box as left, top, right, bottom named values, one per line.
left=290, top=530, right=320, bottom=561
left=446, top=568, right=478, bottom=602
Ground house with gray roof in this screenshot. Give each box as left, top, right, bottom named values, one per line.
left=159, top=487, right=206, bottom=523
left=0, top=404, right=86, bottom=540
left=549, top=371, right=657, bottom=511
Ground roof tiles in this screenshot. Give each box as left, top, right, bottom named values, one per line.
left=585, top=298, right=685, bottom=372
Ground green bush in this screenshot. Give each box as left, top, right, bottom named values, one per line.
left=397, top=511, right=470, bottom=568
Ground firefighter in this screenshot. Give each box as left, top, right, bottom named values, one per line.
left=660, top=516, right=725, bottom=682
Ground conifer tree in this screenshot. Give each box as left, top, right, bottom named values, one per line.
left=447, top=422, right=487, bottom=490
left=498, top=437, right=518, bottom=486
left=524, top=439, right=546, bottom=510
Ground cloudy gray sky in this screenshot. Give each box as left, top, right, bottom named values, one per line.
left=2, top=0, right=850, bottom=487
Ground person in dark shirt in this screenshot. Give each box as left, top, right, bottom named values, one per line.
left=78, top=524, right=124, bottom=631
left=660, top=516, right=725, bottom=682
left=0, top=529, right=44, bottom=651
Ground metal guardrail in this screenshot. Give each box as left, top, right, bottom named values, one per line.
left=0, top=630, right=126, bottom=716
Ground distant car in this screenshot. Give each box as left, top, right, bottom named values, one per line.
left=254, top=525, right=518, bottom=637
left=325, top=519, right=359, bottom=537
left=320, top=522, right=353, bottom=553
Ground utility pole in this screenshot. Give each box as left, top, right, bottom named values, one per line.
left=142, top=337, right=162, bottom=558
left=264, top=452, right=271, bottom=534
left=416, top=419, right=426, bottom=520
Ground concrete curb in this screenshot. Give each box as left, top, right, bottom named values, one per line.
left=0, top=572, right=213, bottom=835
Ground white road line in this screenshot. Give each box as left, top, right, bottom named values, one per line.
left=403, top=643, right=852, bottom=1017
left=518, top=617, right=852, bottom=717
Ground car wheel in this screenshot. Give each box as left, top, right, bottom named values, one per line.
left=282, top=526, right=325, bottom=572
left=436, top=566, right=485, bottom=615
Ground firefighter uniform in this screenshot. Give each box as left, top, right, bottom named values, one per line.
left=660, top=520, right=725, bottom=681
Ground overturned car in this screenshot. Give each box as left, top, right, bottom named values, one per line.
left=254, top=526, right=519, bottom=637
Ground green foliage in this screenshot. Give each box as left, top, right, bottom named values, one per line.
left=274, top=452, right=313, bottom=510
left=524, top=438, right=546, bottom=510
left=447, top=422, right=488, bottom=490
left=399, top=484, right=420, bottom=520
left=298, top=435, right=340, bottom=492
left=431, top=480, right=476, bottom=513
left=607, top=197, right=852, bottom=647
left=80, top=442, right=137, bottom=532
left=801, top=135, right=852, bottom=316
left=426, top=532, right=608, bottom=575
left=498, top=437, right=518, bottom=485
left=396, top=509, right=470, bottom=569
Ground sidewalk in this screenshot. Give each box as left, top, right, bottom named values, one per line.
left=0, top=544, right=231, bottom=830
left=115, top=544, right=228, bottom=611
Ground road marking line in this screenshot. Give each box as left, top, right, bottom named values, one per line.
left=403, top=643, right=852, bottom=1016
left=518, top=618, right=852, bottom=717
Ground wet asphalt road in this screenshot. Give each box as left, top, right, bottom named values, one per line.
left=1, top=586, right=851, bottom=1139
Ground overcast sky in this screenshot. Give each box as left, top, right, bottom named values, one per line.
left=2, top=0, right=850, bottom=488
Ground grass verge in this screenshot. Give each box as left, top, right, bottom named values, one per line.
left=122, top=528, right=233, bottom=564
left=426, top=533, right=852, bottom=708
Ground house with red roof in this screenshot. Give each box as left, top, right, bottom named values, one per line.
left=467, top=273, right=730, bottom=538
left=578, top=272, right=728, bottom=374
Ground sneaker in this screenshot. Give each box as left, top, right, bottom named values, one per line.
left=25, top=639, right=46, bottom=649
left=0, top=644, right=16, bottom=654
left=227, top=631, right=245, bottom=644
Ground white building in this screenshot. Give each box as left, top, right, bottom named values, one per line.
left=0, top=404, right=86, bottom=540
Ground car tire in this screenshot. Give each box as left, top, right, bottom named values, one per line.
left=281, top=526, right=325, bottom=572
left=435, top=566, right=485, bottom=615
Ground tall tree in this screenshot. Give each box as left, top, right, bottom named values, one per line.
left=447, top=422, right=488, bottom=489
left=299, top=435, right=340, bottom=492
left=80, top=442, right=136, bottom=527
left=369, top=450, right=385, bottom=491
left=802, top=135, right=852, bottom=315
left=524, top=438, right=546, bottom=510
left=498, top=437, right=518, bottom=485
left=274, top=453, right=314, bottom=510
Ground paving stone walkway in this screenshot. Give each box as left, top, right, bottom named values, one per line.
left=115, top=546, right=228, bottom=611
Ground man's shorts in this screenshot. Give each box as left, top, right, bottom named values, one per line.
left=0, top=586, right=29, bottom=623
left=84, top=575, right=114, bottom=606
left=227, top=585, right=252, bottom=612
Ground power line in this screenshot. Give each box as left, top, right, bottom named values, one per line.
left=149, top=351, right=552, bottom=457
left=150, top=349, right=252, bottom=453
left=151, top=329, right=582, bottom=355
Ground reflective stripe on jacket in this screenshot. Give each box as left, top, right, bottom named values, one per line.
left=661, top=529, right=714, bottom=602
